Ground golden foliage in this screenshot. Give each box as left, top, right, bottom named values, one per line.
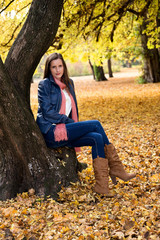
left=0, top=68, right=159, bottom=239
left=0, top=0, right=30, bottom=60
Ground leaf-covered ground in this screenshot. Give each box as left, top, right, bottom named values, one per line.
left=0, top=68, right=160, bottom=239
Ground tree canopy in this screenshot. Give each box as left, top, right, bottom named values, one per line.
left=1, top=0, right=159, bottom=61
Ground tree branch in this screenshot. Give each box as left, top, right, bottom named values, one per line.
left=0, top=0, right=15, bottom=14
left=109, top=0, right=135, bottom=41
left=1, top=15, right=26, bottom=47
left=17, top=2, right=31, bottom=14
left=127, top=0, right=152, bottom=17
left=126, top=8, right=139, bottom=16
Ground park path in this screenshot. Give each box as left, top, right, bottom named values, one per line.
left=33, top=67, right=140, bottom=83
left=71, top=67, right=140, bottom=82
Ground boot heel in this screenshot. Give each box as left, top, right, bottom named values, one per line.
left=110, top=175, right=117, bottom=185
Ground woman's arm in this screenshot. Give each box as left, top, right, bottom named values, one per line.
left=38, top=80, right=74, bottom=124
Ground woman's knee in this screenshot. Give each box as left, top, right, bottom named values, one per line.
left=93, top=120, right=103, bottom=131
left=91, top=132, right=104, bottom=144
left=91, top=120, right=101, bottom=127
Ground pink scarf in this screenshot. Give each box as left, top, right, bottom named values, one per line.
left=54, top=78, right=80, bottom=152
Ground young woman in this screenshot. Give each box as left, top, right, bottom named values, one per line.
left=36, top=53, right=136, bottom=197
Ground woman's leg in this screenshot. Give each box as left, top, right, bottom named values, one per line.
left=67, top=132, right=105, bottom=159
left=66, top=120, right=110, bottom=145
left=43, top=121, right=109, bottom=158
left=43, top=122, right=113, bottom=196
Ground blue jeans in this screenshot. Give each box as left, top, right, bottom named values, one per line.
left=43, top=120, right=110, bottom=159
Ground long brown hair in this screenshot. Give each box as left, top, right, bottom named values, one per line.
left=43, top=53, right=72, bottom=89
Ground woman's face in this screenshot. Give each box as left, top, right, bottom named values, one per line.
left=50, top=59, right=64, bottom=81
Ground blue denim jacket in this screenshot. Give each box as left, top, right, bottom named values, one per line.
left=36, top=75, right=78, bottom=134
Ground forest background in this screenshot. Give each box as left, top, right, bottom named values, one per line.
left=0, top=0, right=160, bottom=239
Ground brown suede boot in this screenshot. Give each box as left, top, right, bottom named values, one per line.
left=104, top=143, right=136, bottom=185
left=93, top=157, right=114, bottom=197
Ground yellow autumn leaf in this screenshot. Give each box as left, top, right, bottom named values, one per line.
left=149, top=173, right=160, bottom=182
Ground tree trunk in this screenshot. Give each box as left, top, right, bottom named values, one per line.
left=140, top=16, right=160, bottom=83
left=0, top=0, right=80, bottom=201
left=93, top=64, right=107, bottom=81
left=107, top=58, right=113, bottom=77
left=126, top=60, right=132, bottom=68
left=0, top=57, right=79, bottom=200
left=5, top=0, right=64, bottom=105
left=88, top=59, right=96, bottom=80
left=142, top=47, right=160, bottom=83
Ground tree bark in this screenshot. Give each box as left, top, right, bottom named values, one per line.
left=107, top=58, right=113, bottom=77
left=140, top=16, right=160, bottom=83
left=0, top=0, right=80, bottom=201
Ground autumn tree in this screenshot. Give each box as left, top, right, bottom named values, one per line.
left=0, top=0, right=83, bottom=201
left=112, top=12, right=142, bottom=68
left=58, top=0, right=160, bottom=83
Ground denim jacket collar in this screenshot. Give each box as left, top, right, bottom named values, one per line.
left=49, top=74, right=56, bottom=84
